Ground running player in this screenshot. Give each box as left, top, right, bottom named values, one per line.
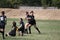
left=25, top=11, right=41, bottom=34
left=0, top=11, right=7, bottom=39
left=29, top=11, right=41, bottom=34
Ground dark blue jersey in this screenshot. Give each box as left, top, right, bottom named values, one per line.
left=27, top=15, right=33, bottom=21
left=20, top=21, right=24, bottom=28
left=0, top=15, right=7, bottom=28
left=31, top=15, right=34, bottom=19
left=18, top=21, right=25, bottom=31
left=0, top=15, right=7, bottom=24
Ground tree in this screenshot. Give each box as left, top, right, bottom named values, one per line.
left=0, top=0, right=60, bottom=8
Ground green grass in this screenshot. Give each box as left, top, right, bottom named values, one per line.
left=0, top=18, right=60, bottom=40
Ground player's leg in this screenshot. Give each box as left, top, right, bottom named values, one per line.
left=2, top=29, right=5, bottom=39
left=0, top=24, right=5, bottom=39
left=21, top=30, right=24, bottom=36
left=29, top=26, right=31, bottom=34
left=3, top=25, right=5, bottom=39
left=1, top=24, right=5, bottom=39
left=6, top=29, right=16, bottom=37
left=25, top=23, right=31, bottom=34
left=25, top=23, right=30, bottom=29
left=25, top=23, right=29, bottom=34
left=27, top=24, right=32, bottom=34
left=34, top=24, right=41, bottom=34
left=0, top=28, right=5, bottom=39
left=25, top=21, right=28, bottom=32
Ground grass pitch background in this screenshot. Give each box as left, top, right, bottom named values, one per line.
left=0, top=18, right=60, bottom=40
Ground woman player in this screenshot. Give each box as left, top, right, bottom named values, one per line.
left=29, top=11, right=41, bottom=34
left=0, top=11, right=7, bottom=39
left=25, top=11, right=41, bottom=34
left=6, top=21, right=18, bottom=36
left=18, top=18, right=25, bottom=36
left=25, top=11, right=31, bottom=34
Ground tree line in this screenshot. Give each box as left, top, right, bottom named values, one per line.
left=0, top=0, right=60, bottom=8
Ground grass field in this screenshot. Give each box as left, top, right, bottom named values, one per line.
left=0, top=18, right=60, bottom=40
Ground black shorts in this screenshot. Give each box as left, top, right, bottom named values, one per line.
left=9, top=29, right=16, bottom=36
left=28, top=19, right=36, bottom=25
left=18, top=27, right=24, bottom=32
left=0, top=23, right=5, bottom=29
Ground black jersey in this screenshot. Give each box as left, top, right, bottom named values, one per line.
left=28, top=15, right=36, bottom=25
left=0, top=15, right=6, bottom=24
left=27, top=15, right=32, bottom=22
left=20, top=21, right=24, bottom=27
left=18, top=21, right=25, bottom=31
left=31, top=15, right=35, bottom=20
left=0, top=15, right=7, bottom=28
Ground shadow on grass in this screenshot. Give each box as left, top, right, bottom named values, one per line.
left=4, top=37, right=34, bottom=40
left=35, top=32, right=49, bottom=35
left=2, top=32, right=49, bottom=40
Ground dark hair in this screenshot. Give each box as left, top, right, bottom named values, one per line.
left=1, top=11, right=5, bottom=15
left=30, top=11, right=34, bottom=13
left=13, top=21, right=16, bottom=27
left=26, top=11, right=29, bottom=15
left=20, top=18, right=23, bottom=21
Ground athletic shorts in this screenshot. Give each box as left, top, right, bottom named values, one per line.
left=18, top=27, right=24, bottom=32
left=9, top=28, right=16, bottom=36
left=0, top=23, right=5, bottom=29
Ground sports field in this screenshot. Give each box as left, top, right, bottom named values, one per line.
left=0, top=18, right=60, bottom=40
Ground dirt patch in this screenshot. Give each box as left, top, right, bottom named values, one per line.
left=0, top=8, right=60, bottom=20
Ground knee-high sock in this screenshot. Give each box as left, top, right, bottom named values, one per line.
left=35, top=27, right=41, bottom=34
left=25, top=29, right=28, bottom=34
left=29, top=27, right=31, bottom=34
left=0, top=31, right=5, bottom=39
